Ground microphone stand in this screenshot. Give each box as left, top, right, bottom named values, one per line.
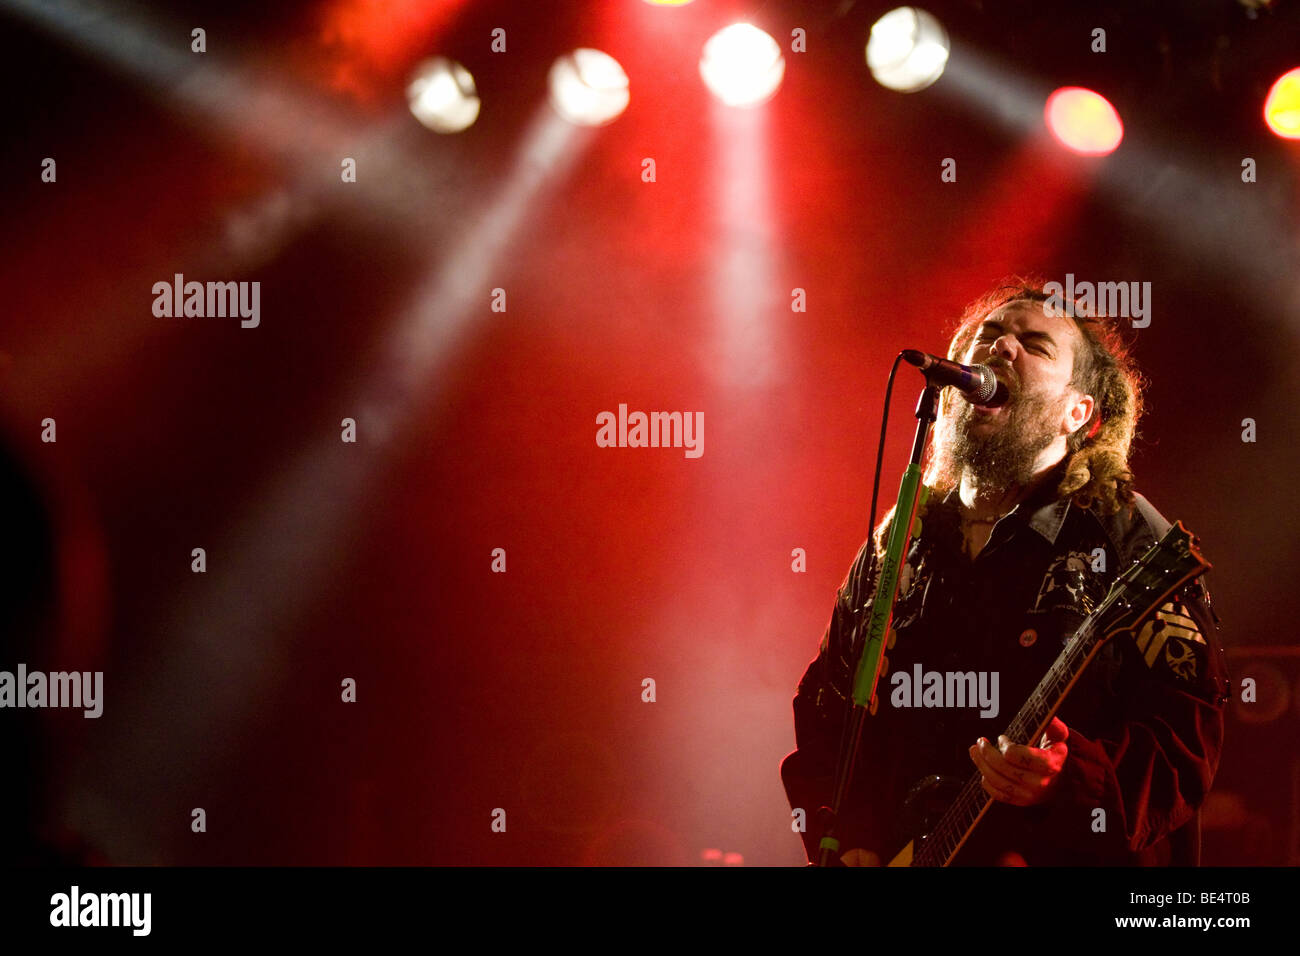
left=814, top=381, right=940, bottom=867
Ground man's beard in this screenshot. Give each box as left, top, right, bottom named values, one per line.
left=944, top=385, right=1068, bottom=490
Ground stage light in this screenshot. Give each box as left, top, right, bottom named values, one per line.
left=1044, top=87, right=1123, bottom=156
left=643, top=0, right=695, bottom=5
left=866, top=7, right=949, bottom=93
left=1264, top=67, right=1300, bottom=139
left=548, top=48, right=630, bottom=126
left=406, top=57, right=480, bottom=133
left=699, top=24, right=785, bottom=107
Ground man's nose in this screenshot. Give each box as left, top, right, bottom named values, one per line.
left=989, top=334, right=1018, bottom=361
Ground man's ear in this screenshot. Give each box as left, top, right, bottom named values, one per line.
left=1065, top=391, right=1095, bottom=436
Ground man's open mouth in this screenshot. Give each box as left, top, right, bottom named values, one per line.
left=970, top=377, right=1012, bottom=411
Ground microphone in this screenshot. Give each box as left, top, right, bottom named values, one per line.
left=901, top=349, right=1009, bottom=407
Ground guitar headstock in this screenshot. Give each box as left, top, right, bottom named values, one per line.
left=1094, top=521, right=1211, bottom=639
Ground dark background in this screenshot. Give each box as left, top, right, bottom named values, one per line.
left=0, top=0, right=1297, bottom=865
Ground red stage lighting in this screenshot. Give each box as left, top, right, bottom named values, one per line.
left=1264, top=67, right=1300, bottom=139
left=1044, top=87, right=1123, bottom=156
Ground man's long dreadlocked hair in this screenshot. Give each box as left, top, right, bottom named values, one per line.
left=868, top=279, right=1147, bottom=559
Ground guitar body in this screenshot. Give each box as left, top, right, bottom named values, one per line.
left=888, top=774, right=964, bottom=866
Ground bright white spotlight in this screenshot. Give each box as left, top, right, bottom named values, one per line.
left=866, top=7, right=949, bottom=92
left=548, top=49, right=630, bottom=127
left=699, top=24, right=785, bottom=107
left=407, top=57, right=481, bottom=133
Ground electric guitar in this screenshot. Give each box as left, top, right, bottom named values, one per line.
left=887, top=520, right=1210, bottom=866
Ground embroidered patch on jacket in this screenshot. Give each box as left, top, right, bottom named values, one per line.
left=1032, top=551, right=1098, bottom=614
left=1163, top=638, right=1200, bottom=681
left=1134, top=600, right=1207, bottom=675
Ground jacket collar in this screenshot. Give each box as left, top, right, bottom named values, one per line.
left=940, top=460, right=1073, bottom=546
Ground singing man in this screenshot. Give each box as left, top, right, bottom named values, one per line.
left=780, top=282, right=1229, bottom=866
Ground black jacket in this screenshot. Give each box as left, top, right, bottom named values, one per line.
left=781, top=475, right=1230, bottom=866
